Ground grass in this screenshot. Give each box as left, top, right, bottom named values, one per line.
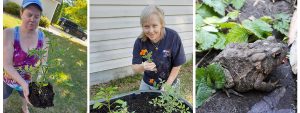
left=90, top=60, right=193, bottom=105
left=3, top=13, right=21, bottom=29
left=4, top=15, right=87, bottom=112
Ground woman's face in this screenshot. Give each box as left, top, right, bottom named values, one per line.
left=20, top=5, right=41, bottom=31
left=142, top=14, right=163, bottom=42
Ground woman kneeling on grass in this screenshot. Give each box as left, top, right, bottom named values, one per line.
left=3, top=0, right=48, bottom=112
left=132, top=5, right=186, bottom=91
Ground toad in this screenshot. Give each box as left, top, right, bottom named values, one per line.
left=213, top=36, right=288, bottom=97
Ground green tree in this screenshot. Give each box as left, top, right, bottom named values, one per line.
left=52, top=0, right=64, bottom=24
left=64, top=0, right=87, bottom=30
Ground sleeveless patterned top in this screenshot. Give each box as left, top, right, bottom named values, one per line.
left=4, top=26, right=44, bottom=91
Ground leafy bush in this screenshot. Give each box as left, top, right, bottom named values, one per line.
left=4, top=2, right=21, bottom=17
left=196, top=63, right=225, bottom=107
left=39, top=16, right=51, bottom=28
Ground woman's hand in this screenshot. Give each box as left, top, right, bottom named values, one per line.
left=143, top=61, right=157, bottom=71
left=21, top=83, right=32, bottom=105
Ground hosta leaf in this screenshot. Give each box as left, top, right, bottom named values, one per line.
left=203, top=16, right=228, bottom=24
left=242, top=19, right=272, bottom=39
left=203, top=0, right=226, bottom=16
left=225, top=25, right=249, bottom=45
left=231, top=0, right=246, bottom=10
left=196, top=4, right=220, bottom=18
left=196, top=29, right=218, bottom=51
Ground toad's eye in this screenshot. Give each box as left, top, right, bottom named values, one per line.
left=272, top=52, right=281, bottom=58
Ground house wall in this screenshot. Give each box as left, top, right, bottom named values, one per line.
left=90, top=0, right=193, bottom=85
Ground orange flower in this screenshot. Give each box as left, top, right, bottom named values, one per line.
left=149, top=79, right=154, bottom=84
left=140, top=49, right=147, bottom=56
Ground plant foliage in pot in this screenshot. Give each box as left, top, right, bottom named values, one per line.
left=23, top=38, right=67, bottom=108
left=91, top=83, right=192, bottom=113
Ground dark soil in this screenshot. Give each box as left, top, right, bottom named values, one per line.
left=90, top=92, right=193, bottom=113
left=196, top=49, right=222, bottom=67
left=197, top=63, right=296, bottom=113
left=29, top=82, right=55, bottom=108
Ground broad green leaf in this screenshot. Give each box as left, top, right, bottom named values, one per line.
left=203, top=0, right=226, bottom=16
left=93, top=102, right=102, bottom=109
left=273, top=13, right=291, bottom=36
left=196, top=29, right=218, bottom=51
left=196, top=4, right=220, bottom=18
left=217, top=22, right=239, bottom=29
left=196, top=14, right=204, bottom=31
left=203, top=16, right=228, bottom=24
left=196, top=63, right=225, bottom=107
left=206, top=63, right=226, bottom=89
left=260, top=16, right=273, bottom=24
left=225, top=25, right=249, bottom=45
left=231, top=0, right=246, bottom=10
left=202, top=25, right=218, bottom=32
left=227, top=10, right=239, bottom=20
left=242, top=19, right=272, bottom=39
left=213, top=33, right=226, bottom=49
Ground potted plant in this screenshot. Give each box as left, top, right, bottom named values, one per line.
left=23, top=38, right=67, bottom=108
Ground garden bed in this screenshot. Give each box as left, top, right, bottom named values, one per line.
left=90, top=91, right=193, bottom=113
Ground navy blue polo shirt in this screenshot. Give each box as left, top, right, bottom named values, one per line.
left=132, top=27, right=186, bottom=86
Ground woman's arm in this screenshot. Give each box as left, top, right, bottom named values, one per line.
left=3, top=28, right=30, bottom=103
left=166, top=66, right=181, bottom=85
left=132, top=64, right=145, bottom=73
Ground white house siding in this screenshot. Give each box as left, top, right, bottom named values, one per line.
left=90, top=0, right=193, bottom=85
left=7, top=0, right=61, bottom=22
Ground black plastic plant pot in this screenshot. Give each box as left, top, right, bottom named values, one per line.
left=90, top=90, right=193, bottom=113
left=29, top=82, right=55, bottom=108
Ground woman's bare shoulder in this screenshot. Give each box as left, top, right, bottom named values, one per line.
left=4, top=28, right=14, bottom=42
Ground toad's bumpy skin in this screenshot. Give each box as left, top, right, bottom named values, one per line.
left=213, top=36, right=288, bottom=92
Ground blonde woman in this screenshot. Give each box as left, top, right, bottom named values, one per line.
left=132, top=5, right=186, bottom=91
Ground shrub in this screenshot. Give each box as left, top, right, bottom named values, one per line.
left=39, top=16, right=51, bottom=28
left=4, top=2, right=21, bottom=17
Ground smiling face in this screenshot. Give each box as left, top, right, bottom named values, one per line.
left=142, top=14, right=163, bottom=43
left=20, top=5, right=41, bottom=31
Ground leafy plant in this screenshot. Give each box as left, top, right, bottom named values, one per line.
left=140, top=49, right=153, bottom=62
left=93, top=87, right=131, bottom=113
left=4, top=2, right=21, bottom=17
left=149, top=83, right=190, bottom=113
left=39, top=16, right=51, bottom=28
left=21, top=37, right=72, bottom=89
left=273, top=13, right=291, bottom=36
left=202, top=0, right=246, bottom=16
left=196, top=63, right=226, bottom=107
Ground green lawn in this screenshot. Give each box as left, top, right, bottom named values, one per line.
left=90, top=60, right=193, bottom=105
left=3, top=13, right=21, bottom=29
left=4, top=15, right=87, bottom=113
